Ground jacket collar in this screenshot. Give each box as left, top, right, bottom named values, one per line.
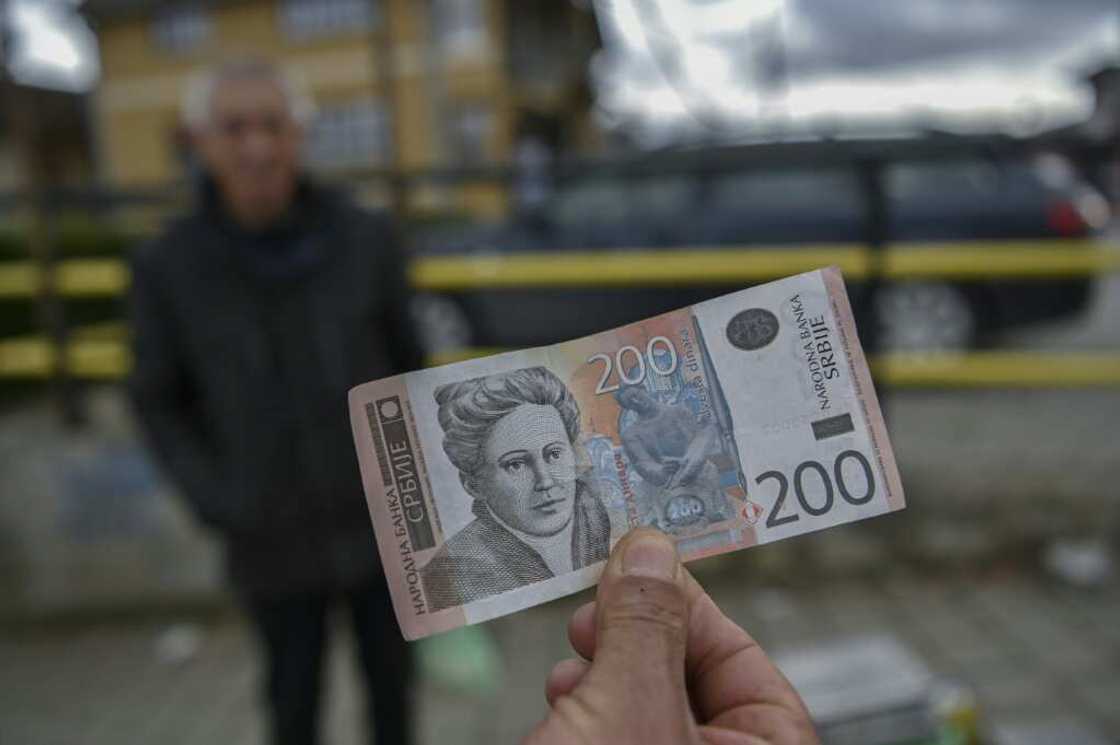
left=192, top=174, right=343, bottom=284
left=193, top=173, right=338, bottom=237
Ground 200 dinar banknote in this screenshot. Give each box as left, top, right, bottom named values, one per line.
left=350, top=267, right=904, bottom=640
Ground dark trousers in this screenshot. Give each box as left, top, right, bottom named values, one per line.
left=245, top=581, right=414, bottom=745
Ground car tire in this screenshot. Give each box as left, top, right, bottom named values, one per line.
left=411, top=293, right=473, bottom=356
left=872, top=281, right=979, bottom=352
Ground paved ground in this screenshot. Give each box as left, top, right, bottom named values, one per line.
left=3, top=565, right=1118, bottom=745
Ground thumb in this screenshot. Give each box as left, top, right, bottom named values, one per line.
left=577, top=528, right=696, bottom=742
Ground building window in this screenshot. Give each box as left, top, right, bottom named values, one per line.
left=152, top=4, right=210, bottom=53
left=279, top=0, right=378, bottom=41
left=446, top=106, right=493, bottom=164
left=431, top=0, right=487, bottom=60
left=307, top=99, right=391, bottom=169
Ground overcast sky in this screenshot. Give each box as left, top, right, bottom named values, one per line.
left=3, top=0, right=98, bottom=93
left=6, top=0, right=1116, bottom=145
left=592, top=0, right=1120, bottom=144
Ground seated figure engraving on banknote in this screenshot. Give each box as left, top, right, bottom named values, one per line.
left=350, top=268, right=906, bottom=639
left=616, top=384, right=729, bottom=533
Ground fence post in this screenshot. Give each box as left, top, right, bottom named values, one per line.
left=857, top=157, right=888, bottom=414
left=31, top=190, right=84, bottom=427
left=13, top=86, right=86, bottom=427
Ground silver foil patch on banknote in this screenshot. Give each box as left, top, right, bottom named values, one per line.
left=350, top=267, right=905, bottom=639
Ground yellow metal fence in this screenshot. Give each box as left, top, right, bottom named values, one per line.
left=2, top=239, right=1119, bottom=386
left=2, top=240, right=1119, bottom=299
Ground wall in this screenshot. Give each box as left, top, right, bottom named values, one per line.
left=93, top=0, right=514, bottom=220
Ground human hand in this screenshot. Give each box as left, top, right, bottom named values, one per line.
left=524, top=529, right=819, bottom=745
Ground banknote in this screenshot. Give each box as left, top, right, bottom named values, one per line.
left=350, top=267, right=904, bottom=640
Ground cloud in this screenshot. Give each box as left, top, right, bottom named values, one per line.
left=591, top=0, right=1120, bottom=141
left=788, top=0, right=1117, bottom=75
left=4, top=0, right=100, bottom=93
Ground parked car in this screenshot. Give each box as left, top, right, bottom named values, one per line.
left=409, top=152, right=1103, bottom=354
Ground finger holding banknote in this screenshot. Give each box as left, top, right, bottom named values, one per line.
left=527, top=529, right=819, bottom=745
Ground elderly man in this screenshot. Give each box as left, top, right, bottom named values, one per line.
left=128, top=59, right=419, bottom=745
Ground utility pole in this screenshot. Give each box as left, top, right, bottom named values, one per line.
left=373, top=0, right=407, bottom=220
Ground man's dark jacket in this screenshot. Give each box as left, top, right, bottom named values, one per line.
left=129, top=180, right=423, bottom=596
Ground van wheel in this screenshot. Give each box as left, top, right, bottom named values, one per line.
left=872, top=282, right=978, bottom=351
left=411, top=294, right=473, bottom=355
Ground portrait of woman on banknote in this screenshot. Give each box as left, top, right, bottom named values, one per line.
left=420, top=367, right=611, bottom=611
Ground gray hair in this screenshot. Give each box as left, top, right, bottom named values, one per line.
left=435, top=367, right=581, bottom=491
left=181, top=57, right=316, bottom=130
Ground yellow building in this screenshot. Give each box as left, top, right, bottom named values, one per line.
left=85, top=0, right=601, bottom=218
